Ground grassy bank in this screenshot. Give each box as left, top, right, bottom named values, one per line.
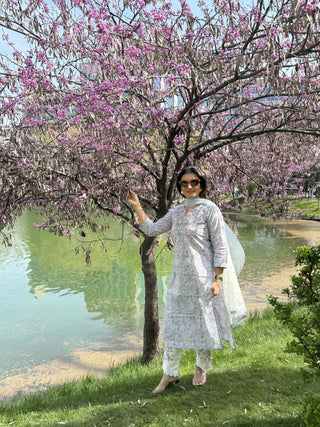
left=0, top=310, right=319, bottom=426
left=288, top=198, right=320, bottom=219
left=224, top=197, right=320, bottom=220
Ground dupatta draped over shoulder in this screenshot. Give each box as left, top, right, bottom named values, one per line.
left=139, top=198, right=246, bottom=350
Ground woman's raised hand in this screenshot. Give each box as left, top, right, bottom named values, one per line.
left=126, top=190, right=146, bottom=224
left=126, top=190, right=140, bottom=209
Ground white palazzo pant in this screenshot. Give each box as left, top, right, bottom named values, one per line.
left=162, top=345, right=213, bottom=377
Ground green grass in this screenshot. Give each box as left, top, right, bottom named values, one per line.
left=288, top=198, right=320, bottom=219
left=0, top=309, right=319, bottom=426
left=224, top=197, right=320, bottom=220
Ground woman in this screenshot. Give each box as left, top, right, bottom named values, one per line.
left=127, top=166, right=246, bottom=393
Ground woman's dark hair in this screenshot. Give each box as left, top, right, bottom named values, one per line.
left=176, top=166, right=207, bottom=198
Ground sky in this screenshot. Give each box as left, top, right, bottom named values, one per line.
left=1, top=0, right=253, bottom=58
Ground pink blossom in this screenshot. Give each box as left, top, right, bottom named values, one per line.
left=57, top=109, right=67, bottom=120
left=37, top=51, right=47, bottom=63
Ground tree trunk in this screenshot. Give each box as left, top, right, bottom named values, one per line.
left=140, top=235, right=161, bottom=364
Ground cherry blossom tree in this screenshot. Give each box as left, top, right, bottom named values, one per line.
left=1, top=0, right=320, bottom=362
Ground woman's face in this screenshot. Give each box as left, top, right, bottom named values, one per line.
left=179, top=173, right=202, bottom=199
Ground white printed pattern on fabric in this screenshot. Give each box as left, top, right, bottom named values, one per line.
left=140, top=203, right=244, bottom=350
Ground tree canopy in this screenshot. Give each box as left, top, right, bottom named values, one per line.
left=1, top=0, right=320, bottom=240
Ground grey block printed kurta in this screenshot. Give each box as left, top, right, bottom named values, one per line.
left=139, top=202, right=237, bottom=350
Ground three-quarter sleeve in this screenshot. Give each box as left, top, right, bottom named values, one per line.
left=207, top=206, right=228, bottom=268
left=139, top=208, right=173, bottom=236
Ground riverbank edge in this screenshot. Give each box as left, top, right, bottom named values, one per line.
left=224, top=210, right=320, bottom=222
left=0, top=309, right=319, bottom=426
left=223, top=197, right=320, bottom=222
left=1, top=209, right=319, bottom=409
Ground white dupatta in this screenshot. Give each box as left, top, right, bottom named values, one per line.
left=184, top=198, right=247, bottom=327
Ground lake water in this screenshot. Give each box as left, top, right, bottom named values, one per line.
left=1, top=210, right=320, bottom=397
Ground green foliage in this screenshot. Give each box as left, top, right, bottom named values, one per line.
left=288, top=198, right=320, bottom=219
left=246, top=183, right=257, bottom=197
left=268, top=298, right=320, bottom=370
left=285, top=245, right=320, bottom=306
left=300, top=395, right=320, bottom=427
left=268, top=245, right=320, bottom=372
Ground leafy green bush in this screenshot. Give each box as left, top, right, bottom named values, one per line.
left=283, top=245, right=320, bottom=306
left=268, top=245, right=320, bottom=371
left=268, top=298, right=320, bottom=369
left=300, top=394, right=320, bottom=427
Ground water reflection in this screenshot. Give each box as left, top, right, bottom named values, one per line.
left=228, top=214, right=320, bottom=295
left=0, top=209, right=319, bottom=379
left=0, top=210, right=145, bottom=378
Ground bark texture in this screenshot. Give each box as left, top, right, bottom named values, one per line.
left=140, top=235, right=161, bottom=364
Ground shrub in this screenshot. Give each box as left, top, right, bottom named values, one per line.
left=283, top=245, right=320, bottom=306
left=268, top=245, right=320, bottom=371
left=300, top=394, right=320, bottom=427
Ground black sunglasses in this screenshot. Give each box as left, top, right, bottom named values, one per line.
left=180, top=179, right=200, bottom=188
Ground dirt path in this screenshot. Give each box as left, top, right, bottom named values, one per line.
left=0, top=335, right=142, bottom=403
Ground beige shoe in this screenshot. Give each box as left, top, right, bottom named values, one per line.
left=152, top=374, right=180, bottom=393
left=192, top=366, right=207, bottom=386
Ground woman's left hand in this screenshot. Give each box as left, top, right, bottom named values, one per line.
left=211, top=279, right=222, bottom=298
